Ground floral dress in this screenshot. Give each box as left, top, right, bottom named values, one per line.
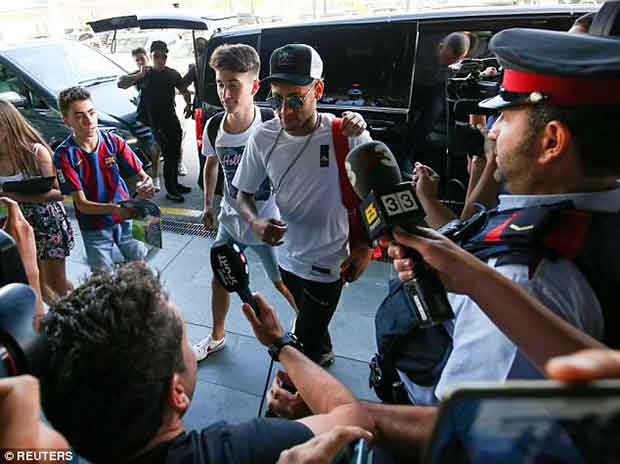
left=0, top=147, right=74, bottom=260
left=20, top=200, right=74, bottom=260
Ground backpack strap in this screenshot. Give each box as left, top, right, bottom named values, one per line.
left=331, top=117, right=368, bottom=246
left=206, top=111, right=225, bottom=152
left=259, top=107, right=275, bottom=122
left=207, top=108, right=272, bottom=151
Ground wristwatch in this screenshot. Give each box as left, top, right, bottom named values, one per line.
left=268, top=332, right=303, bottom=362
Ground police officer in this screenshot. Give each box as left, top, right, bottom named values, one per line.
left=390, top=27, right=620, bottom=405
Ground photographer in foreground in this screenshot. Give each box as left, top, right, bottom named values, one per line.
left=37, top=262, right=374, bottom=463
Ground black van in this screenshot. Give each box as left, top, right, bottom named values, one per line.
left=0, top=39, right=152, bottom=163
left=198, top=6, right=593, bottom=196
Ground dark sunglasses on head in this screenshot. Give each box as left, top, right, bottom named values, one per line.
left=266, top=86, right=314, bottom=110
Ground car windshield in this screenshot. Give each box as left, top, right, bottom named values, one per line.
left=115, top=36, right=149, bottom=54
left=4, top=41, right=124, bottom=94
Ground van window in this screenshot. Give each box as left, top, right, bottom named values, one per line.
left=258, top=22, right=416, bottom=109
left=203, top=33, right=260, bottom=108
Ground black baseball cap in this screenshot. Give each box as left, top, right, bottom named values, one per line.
left=150, top=40, right=169, bottom=54
left=263, top=44, right=323, bottom=86
left=480, top=28, right=620, bottom=110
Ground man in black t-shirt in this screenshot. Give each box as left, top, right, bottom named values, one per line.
left=141, top=40, right=192, bottom=202
left=38, top=262, right=375, bottom=463
left=117, top=47, right=162, bottom=191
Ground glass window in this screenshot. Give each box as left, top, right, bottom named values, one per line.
left=115, top=36, right=149, bottom=54
left=0, top=63, right=25, bottom=95
left=258, top=22, right=416, bottom=109
left=4, top=42, right=124, bottom=95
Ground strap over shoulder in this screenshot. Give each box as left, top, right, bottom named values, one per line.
left=331, top=117, right=368, bottom=245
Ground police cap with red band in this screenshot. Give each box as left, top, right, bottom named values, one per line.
left=480, top=28, right=620, bottom=110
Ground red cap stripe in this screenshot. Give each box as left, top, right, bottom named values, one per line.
left=503, top=69, right=620, bottom=105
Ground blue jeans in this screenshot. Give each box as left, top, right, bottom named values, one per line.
left=81, top=221, right=147, bottom=272
left=215, top=224, right=281, bottom=282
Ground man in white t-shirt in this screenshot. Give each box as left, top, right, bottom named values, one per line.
left=193, top=44, right=296, bottom=361
left=194, top=44, right=367, bottom=361
left=233, top=44, right=374, bottom=366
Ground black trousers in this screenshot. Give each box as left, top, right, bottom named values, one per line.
left=152, top=118, right=182, bottom=195
left=280, top=267, right=343, bottom=363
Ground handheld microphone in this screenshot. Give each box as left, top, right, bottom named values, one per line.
left=345, top=141, right=454, bottom=327
left=210, top=241, right=259, bottom=315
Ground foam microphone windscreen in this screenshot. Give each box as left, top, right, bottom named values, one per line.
left=345, top=141, right=403, bottom=199
left=210, top=241, right=250, bottom=294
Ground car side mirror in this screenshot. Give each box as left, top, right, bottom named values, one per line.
left=0, top=91, right=29, bottom=108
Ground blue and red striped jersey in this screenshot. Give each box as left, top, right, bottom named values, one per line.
left=53, top=130, right=142, bottom=231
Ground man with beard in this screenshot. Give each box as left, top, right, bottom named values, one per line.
left=374, top=27, right=620, bottom=405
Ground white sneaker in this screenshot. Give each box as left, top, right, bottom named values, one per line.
left=178, top=162, right=188, bottom=176
left=153, top=177, right=161, bottom=192
left=193, top=335, right=225, bottom=362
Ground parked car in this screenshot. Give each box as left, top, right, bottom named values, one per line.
left=197, top=5, right=595, bottom=199
left=0, top=39, right=152, bottom=165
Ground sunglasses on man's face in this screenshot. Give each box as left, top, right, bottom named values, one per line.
left=266, top=86, right=315, bottom=110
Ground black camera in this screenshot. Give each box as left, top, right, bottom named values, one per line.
left=0, top=229, right=48, bottom=379
left=0, top=228, right=29, bottom=287
left=443, top=57, right=502, bottom=194
left=446, top=57, right=501, bottom=102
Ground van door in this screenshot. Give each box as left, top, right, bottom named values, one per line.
left=256, top=21, right=417, bottom=160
